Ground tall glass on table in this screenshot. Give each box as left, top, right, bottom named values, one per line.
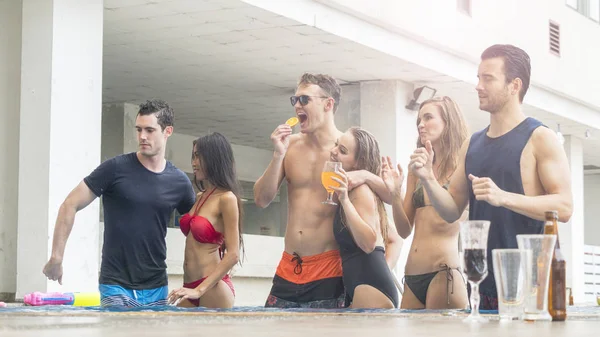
left=516, top=234, right=556, bottom=321
left=492, top=248, right=530, bottom=320
left=459, top=220, right=491, bottom=323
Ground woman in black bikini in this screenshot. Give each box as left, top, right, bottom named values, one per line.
left=381, top=96, right=469, bottom=309
left=328, top=127, right=401, bottom=309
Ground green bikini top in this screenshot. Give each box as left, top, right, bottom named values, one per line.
left=412, top=180, right=449, bottom=209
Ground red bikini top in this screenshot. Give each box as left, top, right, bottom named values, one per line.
left=179, top=188, right=224, bottom=245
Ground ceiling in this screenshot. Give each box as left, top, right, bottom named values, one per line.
left=102, top=0, right=600, bottom=167
left=102, top=0, right=462, bottom=147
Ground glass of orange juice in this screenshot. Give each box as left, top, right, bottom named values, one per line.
left=321, top=161, right=342, bottom=205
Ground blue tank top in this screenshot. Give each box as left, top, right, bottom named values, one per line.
left=465, top=117, right=546, bottom=299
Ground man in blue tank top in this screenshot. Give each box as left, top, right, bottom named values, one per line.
left=43, top=99, right=196, bottom=307
left=408, top=44, right=573, bottom=309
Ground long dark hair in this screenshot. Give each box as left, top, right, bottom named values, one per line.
left=192, top=132, right=244, bottom=263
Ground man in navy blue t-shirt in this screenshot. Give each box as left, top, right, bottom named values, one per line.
left=43, top=99, right=196, bottom=307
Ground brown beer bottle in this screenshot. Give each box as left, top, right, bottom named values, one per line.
left=543, top=210, right=567, bottom=321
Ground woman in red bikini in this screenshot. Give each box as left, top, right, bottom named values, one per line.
left=167, top=132, right=244, bottom=308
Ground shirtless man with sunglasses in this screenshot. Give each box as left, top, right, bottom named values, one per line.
left=254, top=73, right=400, bottom=308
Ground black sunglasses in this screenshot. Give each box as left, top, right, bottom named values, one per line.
left=290, top=95, right=330, bottom=106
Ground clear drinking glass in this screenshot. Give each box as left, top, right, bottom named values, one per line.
left=516, top=234, right=556, bottom=321
left=492, top=249, right=530, bottom=320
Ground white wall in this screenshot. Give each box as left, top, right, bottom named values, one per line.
left=319, top=0, right=600, bottom=110
left=584, top=173, right=600, bottom=246
left=0, top=0, right=22, bottom=301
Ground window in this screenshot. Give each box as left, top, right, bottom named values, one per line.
left=457, top=0, right=472, bottom=16
left=238, top=180, right=286, bottom=237
left=579, top=0, right=591, bottom=16
left=567, top=0, right=600, bottom=23
left=549, top=21, right=561, bottom=56
left=591, top=0, right=600, bottom=21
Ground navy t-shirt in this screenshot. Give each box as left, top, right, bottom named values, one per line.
left=84, top=152, right=195, bottom=289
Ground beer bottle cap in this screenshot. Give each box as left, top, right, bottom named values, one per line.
left=544, top=210, right=558, bottom=220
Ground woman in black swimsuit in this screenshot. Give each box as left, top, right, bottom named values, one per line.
left=328, top=127, right=400, bottom=309
left=381, top=96, right=469, bottom=309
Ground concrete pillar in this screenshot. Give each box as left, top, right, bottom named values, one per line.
left=101, top=102, right=140, bottom=160
left=359, top=80, right=418, bottom=291
left=335, top=83, right=361, bottom=131
left=15, top=0, right=104, bottom=297
left=0, top=0, right=23, bottom=302
left=562, top=135, right=585, bottom=303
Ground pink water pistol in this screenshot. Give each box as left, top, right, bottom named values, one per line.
left=23, top=292, right=75, bottom=306
left=23, top=292, right=100, bottom=306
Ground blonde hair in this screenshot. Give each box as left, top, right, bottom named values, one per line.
left=341, top=127, right=389, bottom=243
left=416, top=96, right=468, bottom=183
